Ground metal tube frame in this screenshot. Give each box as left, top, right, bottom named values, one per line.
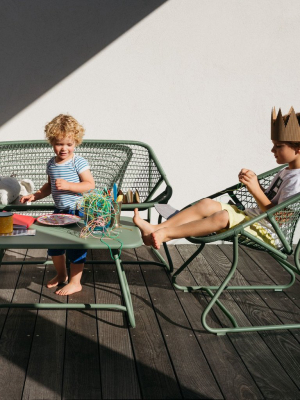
left=0, top=244, right=174, bottom=328
left=172, top=235, right=299, bottom=335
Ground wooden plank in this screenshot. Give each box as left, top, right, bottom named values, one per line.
left=121, top=248, right=182, bottom=399
left=135, top=245, right=223, bottom=400
left=217, top=245, right=300, bottom=327
left=92, top=248, right=141, bottom=400
left=63, top=251, right=102, bottom=399
left=227, top=245, right=300, bottom=329
left=201, top=244, right=300, bottom=399
left=232, top=245, right=300, bottom=389
left=0, top=249, right=26, bottom=333
left=0, top=244, right=300, bottom=399
left=0, top=249, right=44, bottom=400
left=171, top=244, right=263, bottom=400
left=176, top=245, right=252, bottom=329
left=242, top=246, right=300, bottom=312
left=23, top=249, right=66, bottom=400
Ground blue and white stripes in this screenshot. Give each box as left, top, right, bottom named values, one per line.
left=46, top=155, right=90, bottom=209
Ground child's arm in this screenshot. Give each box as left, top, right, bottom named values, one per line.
left=55, top=169, right=95, bottom=193
left=20, top=177, right=52, bottom=203
left=238, top=169, right=274, bottom=212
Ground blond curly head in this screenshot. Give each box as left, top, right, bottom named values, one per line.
left=44, top=114, right=85, bottom=146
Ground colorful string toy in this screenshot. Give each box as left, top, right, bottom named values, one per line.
left=76, top=188, right=123, bottom=259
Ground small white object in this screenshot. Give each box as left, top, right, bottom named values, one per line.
left=0, top=176, right=35, bottom=205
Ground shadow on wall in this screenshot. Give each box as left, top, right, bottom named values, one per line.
left=0, top=0, right=168, bottom=127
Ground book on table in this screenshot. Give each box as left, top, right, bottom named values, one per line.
left=13, top=213, right=35, bottom=229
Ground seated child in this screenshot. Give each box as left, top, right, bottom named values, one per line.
left=134, top=107, right=300, bottom=250
left=21, top=114, right=95, bottom=295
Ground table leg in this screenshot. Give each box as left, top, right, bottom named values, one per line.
left=0, top=250, right=135, bottom=328
left=113, top=251, right=136, bottom=328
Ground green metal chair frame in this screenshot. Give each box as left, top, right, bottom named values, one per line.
left=0, top=140, right=173, bottom=326
left=170, top=165, right=300, bottom=334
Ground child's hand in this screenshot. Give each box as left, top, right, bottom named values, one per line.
left=20, top=194, right=35, bottom=203
left=55, top=179, right=70, bottom=191
left=238, top=169, right=260, bottom=194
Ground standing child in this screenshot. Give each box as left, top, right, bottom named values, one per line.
left=134, top=107, right=300, bottom=250
left=21, top=114, right=95, bottom=295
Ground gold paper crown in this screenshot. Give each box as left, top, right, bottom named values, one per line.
left=271, top=107, right=300, bottom=141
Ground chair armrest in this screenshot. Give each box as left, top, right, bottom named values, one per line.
left=148, top=185, right=173, bottom=204
left=207, top=183, right=243, bottom=200
left=266, top=192, right=300, bottom=217
left=180, top=182, right=243, bottom=212
left=206, top=165, right=287, bottom=209
left=121, top=185, right=172, bottom=211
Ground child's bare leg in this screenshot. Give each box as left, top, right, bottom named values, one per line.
left=134, top=199, right=222, bottom=244
left=151, top=209, right=229, bottom=249
left=47, top=255, right=68, bottom=288
left=56, top=263, right=83, bottom=296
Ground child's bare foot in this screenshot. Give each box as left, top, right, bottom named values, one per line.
left=133, top=208, right=156, bottom=237
left=46, top=275, right=68, bottom=288
left=55, top=282, right=82, bottom=296
left=141, top=233, right=154, bottom=246
left=150, top=229, right=168, bottom=250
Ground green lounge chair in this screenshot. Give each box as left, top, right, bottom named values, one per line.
left=158, top=165, right=300, bottom=334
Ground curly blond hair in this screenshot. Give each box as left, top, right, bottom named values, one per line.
left=44, top=114, right=85, bottom=146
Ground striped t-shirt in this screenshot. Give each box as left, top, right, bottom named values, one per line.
left=46, top=155, right=90, bottom=209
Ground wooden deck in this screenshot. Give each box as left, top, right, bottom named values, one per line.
left=1, top=244, right=300, bottom=399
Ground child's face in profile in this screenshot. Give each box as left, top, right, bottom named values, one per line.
left=271, top=140, right=300, bottom=166
left=53, top=134, right=76, bottom=163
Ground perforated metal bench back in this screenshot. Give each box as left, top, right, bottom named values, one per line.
left=0, top=140, right=165, bottom=204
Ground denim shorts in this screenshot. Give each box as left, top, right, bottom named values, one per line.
left=47, top=208, right=87, bottom=264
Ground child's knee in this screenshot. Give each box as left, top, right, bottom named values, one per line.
left=198, top=198, right=210, bottom=205
left=194, top=198, right=221, bottom=214
left=195, top=198, right=213, bottom=209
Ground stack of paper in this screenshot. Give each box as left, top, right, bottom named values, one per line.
left=0, top=229, right=36, bottom=237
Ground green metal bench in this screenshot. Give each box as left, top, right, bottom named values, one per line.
left=168, top=165, right=300, bottom=334
left=0, top=140, right=173, bottom=327
left=0, top=140, right=172, bottom=214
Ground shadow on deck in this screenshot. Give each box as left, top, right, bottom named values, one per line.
left=0, top=244, right=300, bottom=399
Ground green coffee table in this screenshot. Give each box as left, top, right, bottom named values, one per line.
left=0, top=217, right=143, bottom=327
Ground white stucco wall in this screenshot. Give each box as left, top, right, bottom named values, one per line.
left=2, top=0, right=300, bottom=243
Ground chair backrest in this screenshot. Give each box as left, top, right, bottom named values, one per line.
left=232, top=165, right=300, bottom=250
left=230, top=169, right=280, bottom=209
left=0, top=140, right=165, bottom=205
